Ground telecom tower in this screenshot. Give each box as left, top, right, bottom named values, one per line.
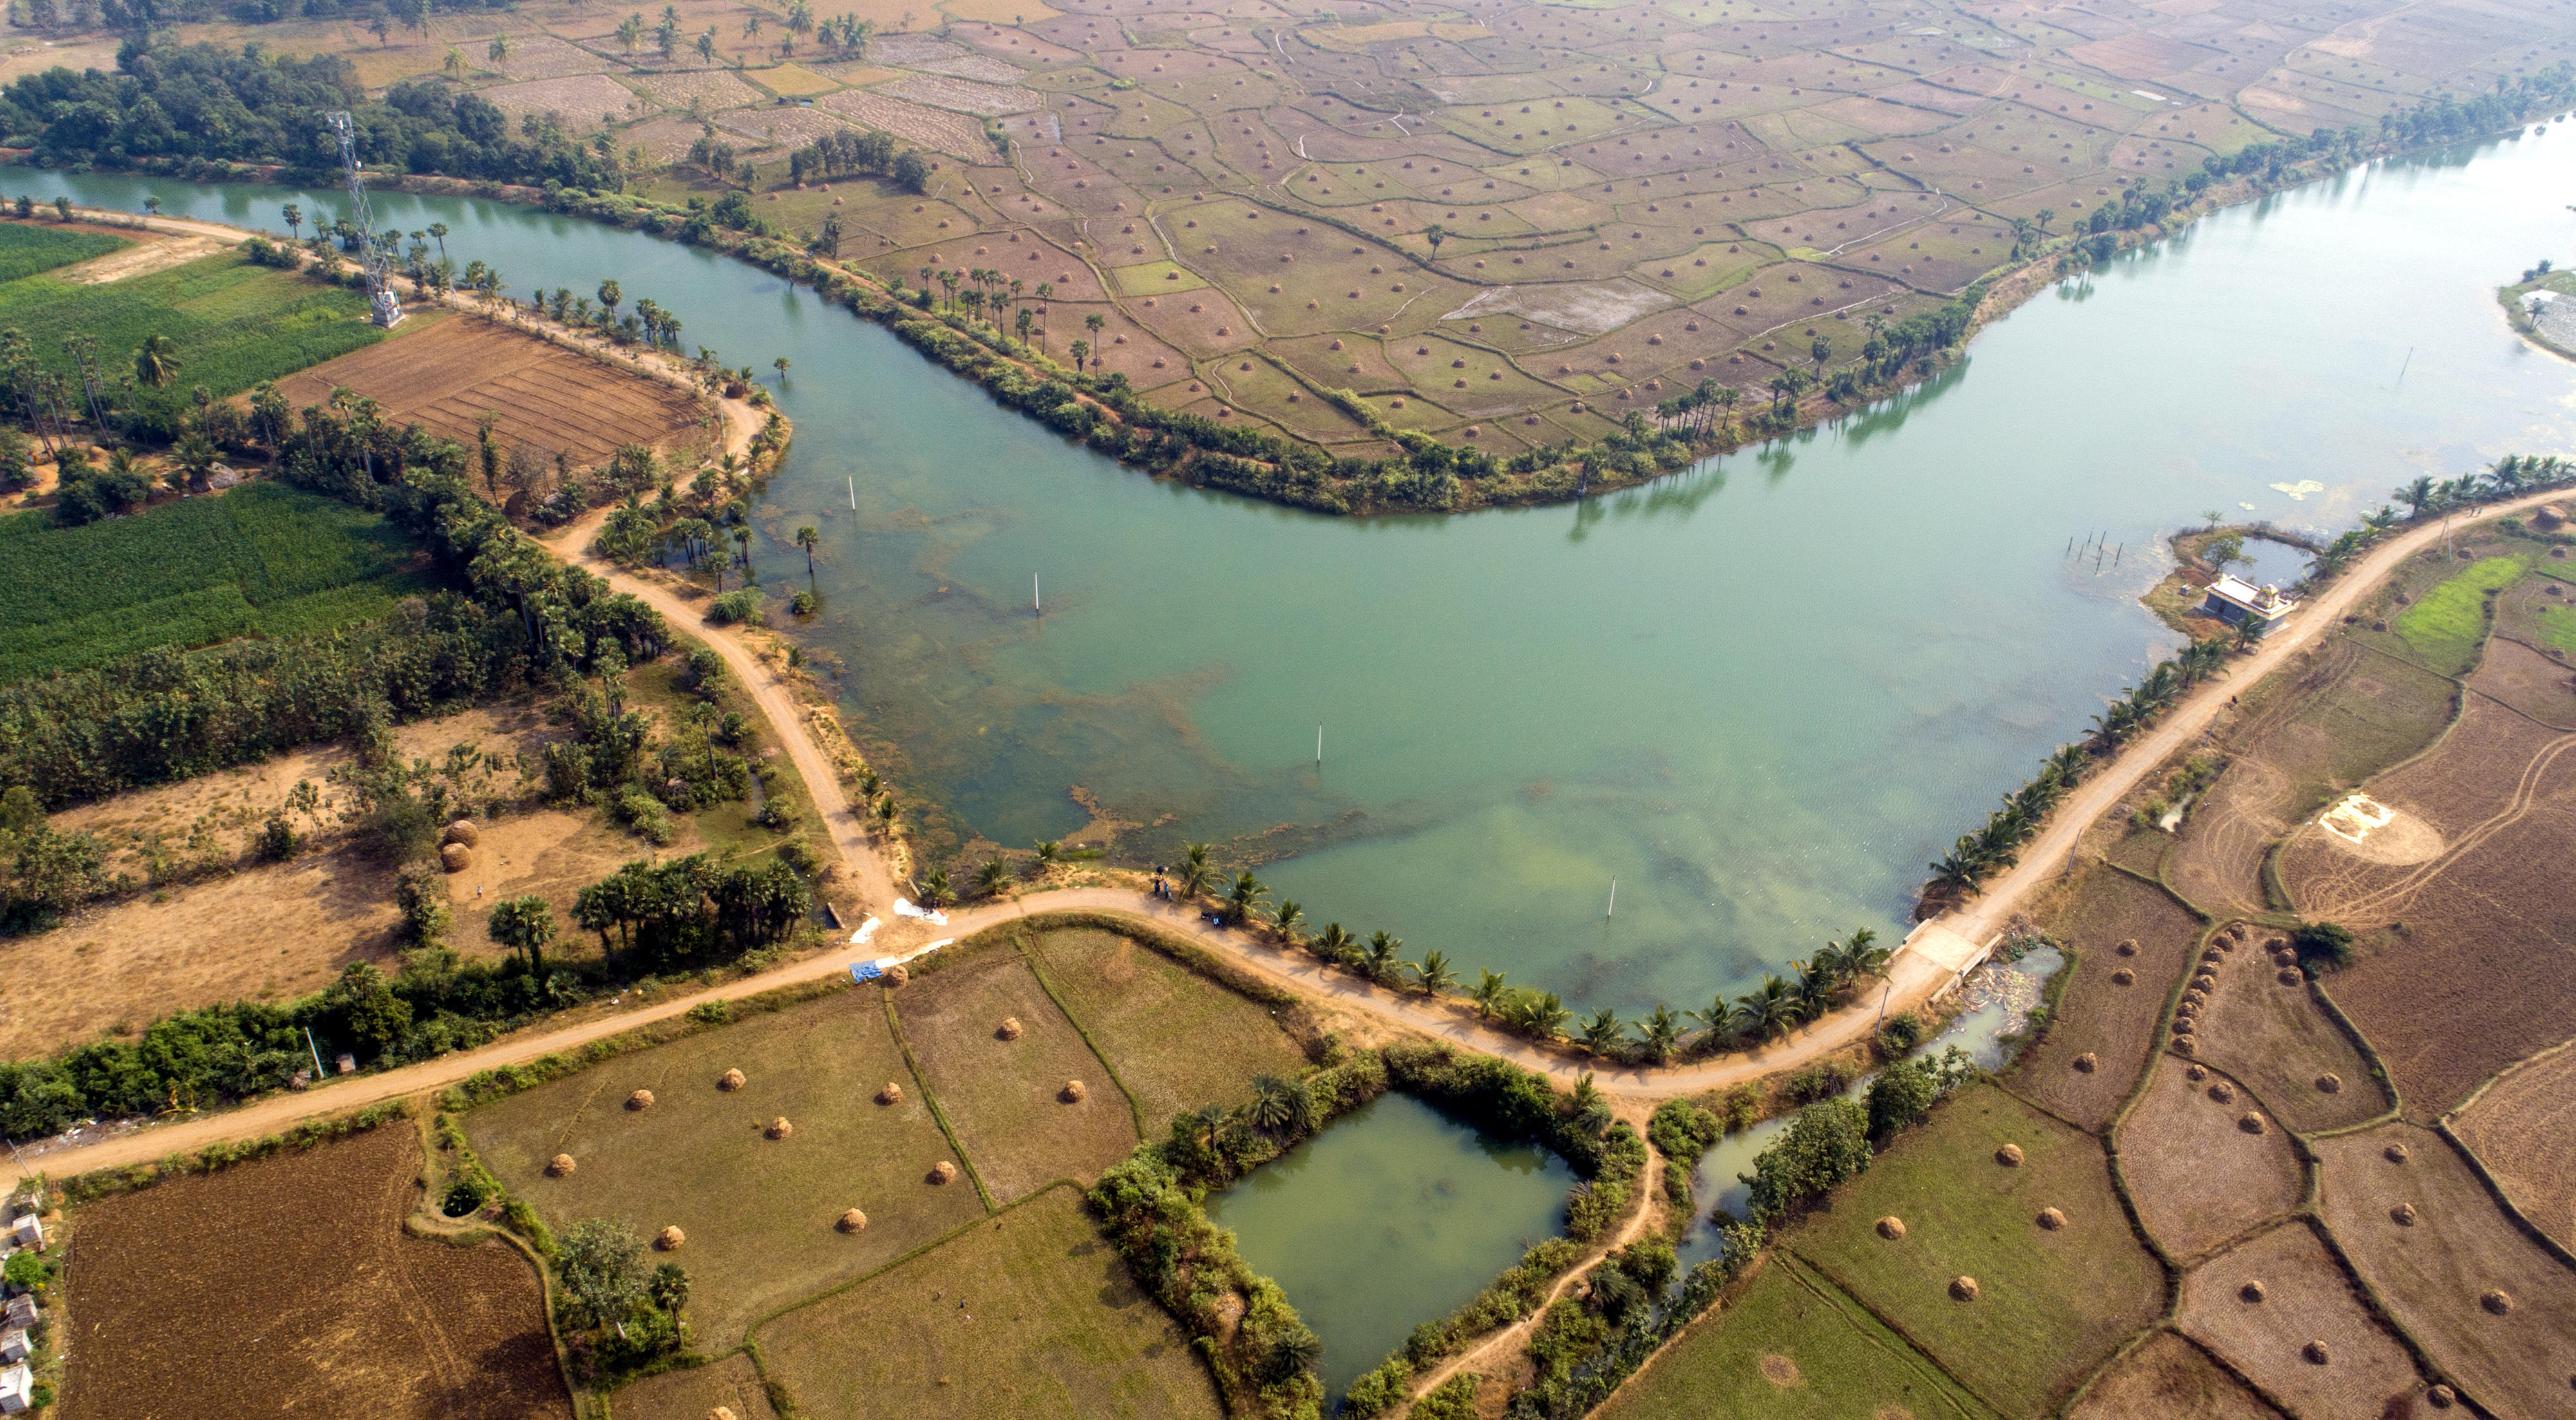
left=325, top=110, right=404, bottom=329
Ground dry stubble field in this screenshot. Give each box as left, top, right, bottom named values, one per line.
left=2450, top=1042, right=2576, bottom=1252
left=2112, top=1056, right=2304, bottom=1263
left=1023, top=924, right=1311, bottom=1133
left=63, top=1124, right=569, bottom=1420
left=2064, top=1329, right=2278, bottom=1420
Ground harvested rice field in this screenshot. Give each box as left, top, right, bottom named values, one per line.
left=2016, top=866, right=2204, bottom=1131
left=2175, top=1220, right=2425, bottom=1419
left=2450, top=1042, right=2576, bottom=1251
left=63, top=1124, right=569, bottom=1420
left=274, top=314, right=710, bottom=470
left=2064, top=1330, right=2280, bottom=1420
left=2113, top=1056, right=2305, bottom=1262
left=1023, top=924, right=1309, bottom=1133
left=463, top=986, right=985, bottom=1347
left=754, top=1184, right=1220, bottom=1420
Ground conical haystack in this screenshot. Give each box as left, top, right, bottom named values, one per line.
left=1949, top=1276, right=1980, bottom=1302
left=1876, top=1216, right=1906, bottom=1240
left=656, top=1226, right=686, bottom=1251
left=719, top=1068, right=748, bottom=1091
left=443, top=819, right=480, bottom=847
left=1061, top=1079, right=1088, bottom=1103
left=1995, top=1144, right=2023, bottom=1167
left=997, top=1017, right=1025, bottom=1041
left=440, top=843, right=471, bottom=873
left=928, top=1160, right=958, bottom=1184
left=627, top=1089, right=654, bottom=1110
left=838, top=1208, right=869, bottom=1233
left=766, top=1117, right=794, bottom=1140
left=545, top=1154, right=576, bottom=1178
left=876, top=1081, right=904, bottom=1105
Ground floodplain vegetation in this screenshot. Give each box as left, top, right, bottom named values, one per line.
left=8, top=0, right=2575, bottom=511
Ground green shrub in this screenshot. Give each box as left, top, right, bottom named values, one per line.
left=708, top=589, right=764, bottom=625
left=618, top=787, right=676, bottom=846
left=2291, top=920, right=2356, bottom=972
left=1876, top=1010, right=1926, bottom=1055
left=1743, top=1097, right=1871, bottom=1224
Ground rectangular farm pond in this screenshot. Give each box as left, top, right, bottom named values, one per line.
left=1206, top=1091, right=1575, bottom=1398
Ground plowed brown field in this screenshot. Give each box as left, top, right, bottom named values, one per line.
left=62, top=1125, right=569, bottom=1420
left=2451, top=1042, right=2576, bottom=1252
left=276, top=316, right=708, bottom=468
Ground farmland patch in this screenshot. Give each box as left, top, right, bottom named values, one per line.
left=0, top=216, right=131, bottom=282
left=2064, top=1329, right=2280, bottom=1420
left=2114, top=1057, right=2304, bottom=1260
left=1022, top=925, right=1307, bottom=1132
left=2017, top=865, right=2204, bottom=1131
left=2451, top=1041, right=2576, bottom=1251
left=2175, top=1220, right=2424, bottom=1418
left=63, top=1125, right=569, bottom=1419
left=480, top=73, right=647, bottom=132
left=2181, top=923, right=2385, bottom=1134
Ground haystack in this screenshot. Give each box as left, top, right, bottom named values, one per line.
left=2302, top=1340, right=2331, bottom=1365
left=1995, top=1144, right=2024, bottom=1168
left=928, top=1160, right=959, bottom=1184
left=627, top=1089, right=655, bottom=1110
left=884, top=963, right=909, bottom=987
left=2201, top=948, right=2225, bottom=964
left=719, top=1068, right=748, bottom=1091
left=545, top=1154, right=576, bottom=1178
left=2428, top=1384, right=2458, bottom=1408
left=656, top=1226, right=686, bottom=1251
left=2239, top=1113, right=2267, bottom=1135
left=710, top=1408, right=738, bottom=1420
left=2110, top=969, right=2136, bottom=986
left=2173, top=1019, right=2195, bottom=1037
left=2391, top=1202, right=2418, bottom=1226
left=1948, top=1276, right=1980, bottom=1302
left=1060, top=1079, right=1088, bottom=1103
left=2535, top=503, right=2568, bottom=530
left=2192, top=970, right=2217, bottom=990
left=2277, top=968, right=2305, bottom=986
left=2185, top=1064, right=2208, bottom=1082
left=2315, top=1073, right=2343, bottom=1094
left=997, top=1017, right=1024, bottom=1041
left=2072, top=1053, right=2098, bottom=1074
left=2481, top=1289, right=2515, bottom=1315
left=2172, top=1037, right=2197, bottom=1056
left=2272, top=949, right=2298, bottom=968
left=766, top=1117, right=794, bottom=1140
left=2036, top=1207, right=2067, bottom=1231
left=2385, top=1142, right=2411, bottom=1164
left=2115, top=939, right=2138, bottom=956
left=838, top=1208, right=869, bottom=1233
left=440, top=842, right=472, bottom=873
left=443, top=819, right=480, bottom=847
left=2208, top=1081, right=2236, bottom=1103
left=2266, top=936, right=2288, bottom=952
left=1876, top=1216, right=1906, bottom=1240
left=2239, top=1280, right=2267, bottom=1303
left=876, top=1081, right=904, bottom=1105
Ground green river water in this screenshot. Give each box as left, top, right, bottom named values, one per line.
left=17, top=129, right=2573, bottom=1012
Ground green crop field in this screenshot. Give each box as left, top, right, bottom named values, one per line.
left=1602, top=1256, right=2000, bottom=1420
left=0, top=483, right=440, bottom=683
left=462, top=988, right=987, bottom=1348
left=2394, top=554, right=2526, bottom=673
left=0, top=245, right=383, bottom=431
left=1786, top=1086, right=2164, bottom=1419
left=0, top=220, right=129, bottom=283
left=753, top=1184, right=1223, bottom=1420
left=1025, top=926, right=1309, bottom=1135
left=2541, top=603, right=2576, bottom=654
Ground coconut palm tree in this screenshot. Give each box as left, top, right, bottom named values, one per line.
left=1507, top=990, right=1569, bottom=1040
left=974, top=858, right=1010, bottom=898
left=1269, top=898, right=1303, bottom=943
left=1640, top=1003, right=1683, bottom=1062
left=1688, top=994, right=1735, bottom=1046
left=1843, top=927, right=1891, bottom=981
left=1471, top=969, right=1511, bottom=1017
left=1033, top=839, right=1061, bottom=869
left=794, top=525, right=818, bottom=586
left=133, top=333, right=180, bottom=388
left=1361, top=931, right=1403, bottom=985
left=2392, top=475, right=2436, bottom=520
left=919, top=866, right=954, bottom=907
left=1733, top=974, right=1799, bottom=1042
left=1226, top=871, right=1267, bottom=925
left=1178, top=844, right=1211, bottom=900
left=1245, top=1074, right=1305, bottom=1133
left=1411, top=949, right=1456, bottom=998
left=1580, top=1008, right=1626, bottom=1056
left=1313, top=922, right=1354, bottom=965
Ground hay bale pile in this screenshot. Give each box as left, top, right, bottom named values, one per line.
left=627, top=1089, right=655, bottom=1110
left=2391, top=1202, right=2419, bottom=1226
left=1995, top=1144, right=2024, bottom=1168
left=2385, top=1142, right=2411, bottom=1164
left=440, top=842, right=472, bottom=873
left=545, top=1154, right=577, bottom=1178
left=2315, top=1073, right=2342, bottom=1094
left=444, top=820, right=479, bottom=848
left=656, top=1226, right=687, bottom=1251
left=2238, top=1113, right=2268, bottom=1135
left=1876, top=1216, right=1906, bottom=1240
left=2186, top=1063, right=2208, bottom=1081
left=838, top=1208, right=869, bottom=1233
left=2535, top=503, right=2568, bottom=530
left=876, top=1081, right=904, bottom=1104
left=2481, top=1289, right=2515, bottom=1315
left=2111, top=968, right=2136, bottom=986
left=2209, top=1081, right=2237, bottom=1103
left=2428, top=1384, right=2458, bottom=1408
left=885, top=963, right=909, bottom=987
left=997, top=1017, right=1024, bottom=1041
left=1060, top=1079, right=1088, bottom=1103
left=1949, top=1276, right=1980, bottom=1302
left=710, top=1408, right=737, bottom=1420
left=2277, top=968, right=2306, bottom=986
left=766, top=1117, right=794, bottom=1140
left=2072, top=1053, right=2098, bottom=1074
left=719, top=1068, right=748, bottom=1091
left=2302, top=1340, right=2331, bottom=1365
left=2240, top=1280, right=2267, bottom=1303
left=2036, top=1206, right=2067, bottom=1231
left=928, top=1160, right=958, bottom=1185
left=2115, top=939, right=2139, bottom=957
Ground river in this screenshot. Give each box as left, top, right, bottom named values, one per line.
left=15, top=127, right=2570, bottom=1010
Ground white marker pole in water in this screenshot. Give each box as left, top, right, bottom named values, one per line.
left=1316, top=724, right=1323, bottom=766
left=848, top=475, right=855, bottom=511
left=1605, top=878, right=1616, bottom=918
left=1034, top=574, right=1041, bottom=614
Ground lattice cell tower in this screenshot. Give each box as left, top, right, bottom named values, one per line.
left=325, top=110, right=405, bottom=329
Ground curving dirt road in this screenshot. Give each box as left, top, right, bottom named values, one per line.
left=12, top=355, right=2559, bottom=1180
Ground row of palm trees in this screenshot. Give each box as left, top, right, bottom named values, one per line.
left=2391, top=454, right=2576, bottom=520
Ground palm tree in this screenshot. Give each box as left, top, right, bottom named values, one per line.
left=1269, top=898, right=1302, bottom=943
left=1361, top=931, right=1403, bottom=985
left=1641, top=1003, right=1683, bottom=1062
left=1313, top=922, right=1354, bottom=965
left=1843, top=927, right=1891, bottom=981
left=974, top=858, right=1010, bottom=898
left=1471, top=969, right=1511, bottom=1017
left=920, top=865, right=956, bottom=907
left=1411, top=949, right=1456, bottom=998
left=794, top=525, right=819, bottom=586
left=1580, top=1008, right=1626, bottom=1056
left=487, top=32, right=511, bottom=64
left=1733, top=974, right=1799, bottom=1043
left=133, top=334, right=180, bottom=388
left=2393, top=476, right=2435, bottom=520
left=1226, top=871, right=1267, bottom=924
left=1178, top=844, right=1211, bottom=900
left=773, top=356, right=791, bottom=384
left=1246, top=1074, right=1313, bottom=1135
left=1688, top=994, right=1734, bottom=1046
left=427, top=222, right=448, bottom=258
left=282, top=203, right=302, bottom=240
left=1510, top=990, right=1569, bottom=1039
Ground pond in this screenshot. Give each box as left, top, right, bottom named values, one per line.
left=16, top=128, right=2570, bottom=1011
left=2230, top=536, right=2316, bottom=591
left=1205, top=1092, right=1576, bottom=1398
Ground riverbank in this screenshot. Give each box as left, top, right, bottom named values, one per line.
left=2499, top=267, right=2576, bottom=361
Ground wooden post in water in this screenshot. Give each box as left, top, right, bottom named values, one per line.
left=1316, top=725, right=1323, bottom=766
left=1034, top=574, right=1041, bottom=615
left=1605, top=878, right=1616, bottom=918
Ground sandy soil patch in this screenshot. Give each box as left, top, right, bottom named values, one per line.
left=2313, top=1122, right=2576, bottom=1418
left=2450, top=1042, right=2576, bottom=1253
left=1443, top=279, right=1675, bottom=337
left=57, top=232, right=230, bottom=285
left=2177, top=1220, right=2424, bottom=1419
left=275, top=316, right=708, bottom=468
left=478, top=73, right=645, bottom=132
left=2114, top=1057, right=2305, bottom=1262
left=2311, top=791, right=2444, bottom=866
left=0, top=852, right=404, bottom=1058
left=2066, top=1329, right=2280, bottom=1420
left=63, top=1127, right=569, bottom=1420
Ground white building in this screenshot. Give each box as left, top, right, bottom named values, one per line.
left=7, top=1216, right=37, bottom=1251
left=2201, top=573, right=2297, bottom=635
left=0, top=1361, right=32, bottom=1414
left=0, top=1329, right=27, bottom=1363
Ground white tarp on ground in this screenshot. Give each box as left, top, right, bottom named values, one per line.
left=893, top=898, right=949, bottom=925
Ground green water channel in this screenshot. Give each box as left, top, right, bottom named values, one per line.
left=23, top=128, right=2573, bottom=1010
left=1205, top=1091, right=1576, bottom=1397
